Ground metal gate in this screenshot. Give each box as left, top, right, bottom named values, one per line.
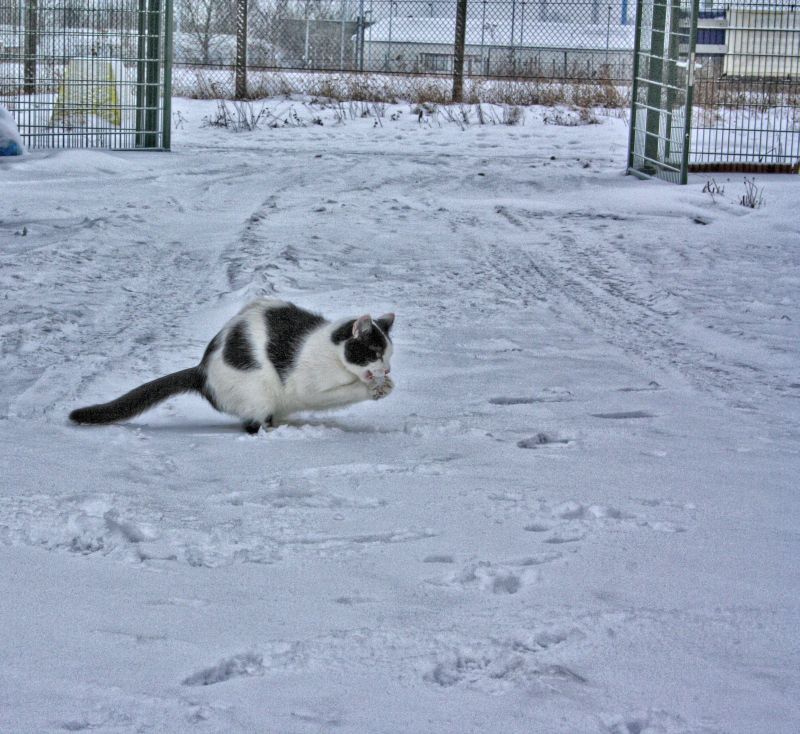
left=0, top=0, right=173, bottom=150
left=690, top=3, right=800, bottom=173
left=628, top=0, right=698, bottom=184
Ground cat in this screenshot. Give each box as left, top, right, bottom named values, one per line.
left=69, top=299, right=395, bottom=433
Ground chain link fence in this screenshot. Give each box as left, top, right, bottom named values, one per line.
left=171, top=0, right=637, bottom=100
left=0, top=1, right=172, bottom=149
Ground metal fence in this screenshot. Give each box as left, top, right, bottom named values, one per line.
left=629, top=0, right=799, bottom=182
left=691, top=4, right=799, bottom=172
left=171, top=0, right=639, bottom=99
left=3, top=0, right=797, bottom=165
left=0, top=0, right=173, bottom=149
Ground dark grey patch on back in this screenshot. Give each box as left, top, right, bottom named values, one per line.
left=265, top=303, right=326, bottom=381
left=223, top=321, right=259, bottom=371
left=591, top=411, right=655, bottom=419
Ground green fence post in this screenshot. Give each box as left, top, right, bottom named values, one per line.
left=162, top=0, right=174, bottom=150
left=137, top=0, right=161, bottom=149
left=663, top=0, right=681, bottom=164
left=627, top=0, right=645, bottom=173
left=136, top=0, right=146, bottom=146
left=644, top=0, right=667, bottom=171
left=679, top=0, right=699, bottom=184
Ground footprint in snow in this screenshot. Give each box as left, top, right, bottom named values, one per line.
left=617, top=381, right=661, bottom=393
left=429, top=556, right=561, bottom=594
left=591, top=410, right=655, bottom=419
left=423, top=554, right=455, bottom=564
left=517, top=431, right=573, bottom=449
left=604, top=709, right=693, bottom=734
left=182, top=644, right=301, bottom=687
left=423, top=627, right=585, bottom=693
left=182, top=652, right=264, bottom=686
left=524, top=501, right=626, bottom=546
left=490, top=388, right=573, bottom=405
left=525, top=500, right=686, bottom=540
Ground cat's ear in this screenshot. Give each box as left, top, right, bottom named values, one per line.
left=376, top=313, right=395, bottom=335
left=352, top=314, right=373, bottom=338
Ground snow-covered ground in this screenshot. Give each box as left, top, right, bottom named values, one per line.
left=1, top=99, right=799, bottom=734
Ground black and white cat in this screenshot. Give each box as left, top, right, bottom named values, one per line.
left=69, top=299, right=395, bottom=433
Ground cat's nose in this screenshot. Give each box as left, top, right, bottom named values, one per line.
left=384, top=366, right=391, bottom=374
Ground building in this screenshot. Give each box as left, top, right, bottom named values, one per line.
left=361, top=13, right=636, bottom=79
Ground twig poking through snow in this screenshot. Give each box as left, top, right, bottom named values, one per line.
left=740, top=177, right=765, bottom=209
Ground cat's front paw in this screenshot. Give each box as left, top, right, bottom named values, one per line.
left=369, top=375, right=394, bottom=400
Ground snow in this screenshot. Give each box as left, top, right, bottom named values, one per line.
left=1, top=97, right=799, bottom=733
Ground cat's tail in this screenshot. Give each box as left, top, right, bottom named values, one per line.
left=69, top=367, right=205, bottom=425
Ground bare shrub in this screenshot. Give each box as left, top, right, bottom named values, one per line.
left=571, top=79, right=628, bottom=108
left=174, top=66, right=633, bottom=109
left=202, top=100, right=312, bottom=131
left=702, top=178, right=725, bottom=203
left=740, top=177, right=765, bottom=209
left=407, top=79, right=452, bottom=106
left=489, top=79, right=567, bottom=107
left=703, top=178, right=725, bottom=204
left=503, top=105, right=524, bottom=125
left=543, top=106, right=599, bottom=126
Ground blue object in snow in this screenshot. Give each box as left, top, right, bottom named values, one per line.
left=0, top=140, right=22, bottom=156
left=0, top=104, right=24, bottom=156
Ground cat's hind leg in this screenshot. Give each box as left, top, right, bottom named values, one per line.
left=243, top=415, right=273, bottom=434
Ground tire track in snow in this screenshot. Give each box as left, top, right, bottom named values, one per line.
left=487, top=202, right=798, bottom=424
left=2, top=153, right=279, bottom=418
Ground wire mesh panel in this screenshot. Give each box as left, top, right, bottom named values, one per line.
left=0, top=0, right=173, bottom=150
left=629, top=0, right=800, bottom=181
left=628, top=0, right=697, bottom=184
left=691, top=2, right=800, bottom=172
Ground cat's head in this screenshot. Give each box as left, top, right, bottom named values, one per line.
left=332, top=313, right=394, bottom=383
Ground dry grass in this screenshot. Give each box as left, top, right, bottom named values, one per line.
left=172, top=66, right=632, bottom=110
left=542, top=106, right=600, bottom=126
